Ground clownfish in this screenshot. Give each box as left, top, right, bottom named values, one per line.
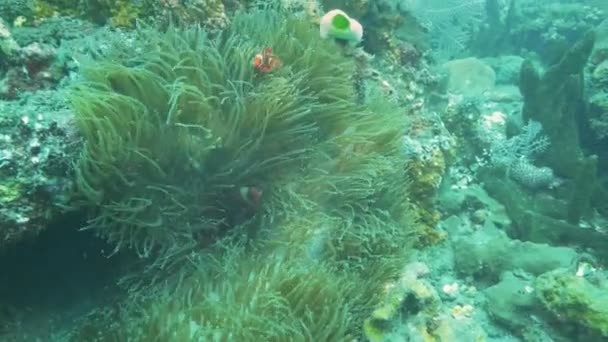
left=239, top=186, right=263, bottom=209
left=253, top=47, right=282, bottom=73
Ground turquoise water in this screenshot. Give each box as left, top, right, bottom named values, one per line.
left=0, top=1, right=606, bottom=341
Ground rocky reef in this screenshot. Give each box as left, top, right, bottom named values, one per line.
left=0, top=1, right=607, bottom=341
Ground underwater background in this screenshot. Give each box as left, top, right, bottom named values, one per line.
left=0, top=0, right=607, bottom=341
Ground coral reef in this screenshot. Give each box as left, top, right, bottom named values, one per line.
left=535, top=267, right=608, bottom=339
left=363, top=261, right=488, bottom=342
left=1, top=1, right=607, bottom=341
left=406, top=0, right=485, bottom=60
left=147, top=0, right=230, bottom=29
left=320, top=0, right=428, bottom=58
left=452, top=221, right=577, bottom=281
left=0, top=89, right=75, bottom=246
left=519, top=31, right=594, bottom=178
left=433, top=180, right=606, bottom=340
left=472, top=0, right=605, bottom=64
left=0, top=0, right=31, bottom=24
left=0, top=16, right=71, bottom=100
left=402, top=129, right=450, bottom=247
left=588, top=19, right=608, bottom=172
left=0, top=17, right=19, bottom=57
left=0, top=16, right=80, bottom=247
left=488, top=120, right=557, bottom=190
left=12, top=0, right=229, bottom=29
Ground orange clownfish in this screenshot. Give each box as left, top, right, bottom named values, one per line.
left=253, top=47, right=282, bottom=73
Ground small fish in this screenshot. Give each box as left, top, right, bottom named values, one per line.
left=253, top=47, right=282, bottom=73
left=240, top=186, right=263, bottom=209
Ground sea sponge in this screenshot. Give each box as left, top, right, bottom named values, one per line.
left=320, top=9, right=363, bottom=44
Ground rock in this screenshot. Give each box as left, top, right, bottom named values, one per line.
left=484, top=272, right=538, bottom=330
left=442, top=57, right=496, bottom=97
left=453, top=221, right=577, bottom=280
left=483, top=55, right=525, bottom=85
left=0, top=17, right=19, bottom=57
left=535, top=268, right=608, bottom=339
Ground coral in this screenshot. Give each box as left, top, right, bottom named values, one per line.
left=508, top=159, right=555, bottom=190
left=519, top=31, right=594, bottom=178
left=440, top=100, right=484, bottom=160
left=1, top=42, right=60, bottom=100
left=364, top=261, right=487, bottom=342
left=480, top=172, right=608, bottom=260
left=566, top=155, right=598, bottom=224
left=320, top=0, right=426, bottom=58
left=0, top=182, right=21, bottom=203
left=483, top=55, right=525, bottom=85
left=26, top=0, right=228, bottom=29
left=489, top=120, right=548, bottom=169
left=438, top=183, right=511, bottom=229
left=364, top=262, right=440, bottom=342
left=483, top=272, right=540, bottom=334
left=398, top=105, right=456, bottom=248
left=535, top=268, right=608, bottom=339
left=452, top=218, right=577, bottom=282
left=107, top=0, right=142, bottom=28
left=0, top=17, right=19, bottom=58
left=487, top=120, right=557, bottom=190
left=319, top=0, right=369, bottom=19
left=406, top=143, right=446, bottom=203
left=145, top=0, right=229, bottom=29
left=38, top=0, right=142, bottom=27
left=404, top=0, right=485, bottom=59
left=407, top=152, right=446, bottom=247
left=401, top=121, right=451, bottom=247
left=472, top=1, right=604, bottom=63
left=31, top=0, right=61, bottom=22
left=591, top=18, right=608, bottom=66
left=0, top=89, right=76, bottom=247
left=0, top=0, right=32, bottom=24
left=193, top=0, right=229, bottom=28
left=588, top=58, right=608, bottom=143
left=592, top=60, right=608, bottom=87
